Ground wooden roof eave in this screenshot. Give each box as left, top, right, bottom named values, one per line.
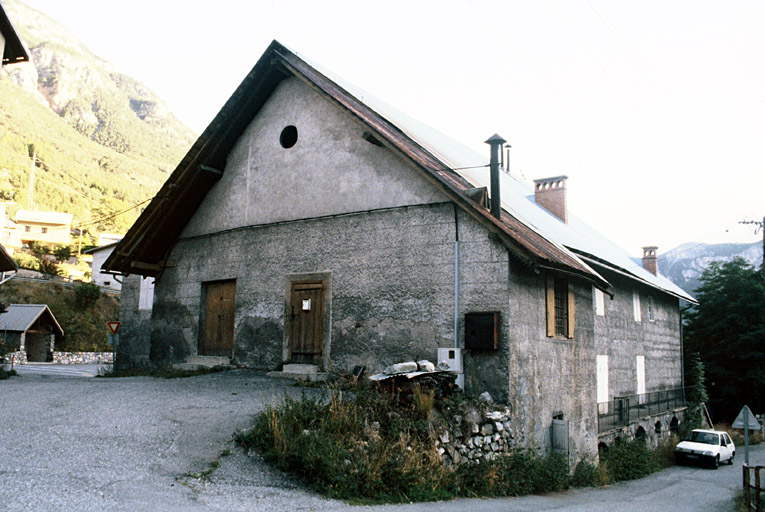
left=104, top=41, right=611, bottom=289
left=0, top=5, right=29, bottom=65
left=104, top=51, right=292, bottom=276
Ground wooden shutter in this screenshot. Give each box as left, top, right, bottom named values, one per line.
left=545, top=275, right=555, bottom=337
left=567, top=281, right=575, bottom=339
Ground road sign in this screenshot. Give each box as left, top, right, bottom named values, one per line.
left=107, top=321, right=121, bottom=335
left=108, top=333, right=119, bottom=347
left=733, top=405, right=761, bottom=465
left=733, top=405, right=762, bottom=430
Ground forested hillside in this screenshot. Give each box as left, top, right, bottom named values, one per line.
left=0, top=0, right=195, bottom=236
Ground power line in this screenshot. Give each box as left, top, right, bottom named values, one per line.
left=76, top=197, right=152, bottom=228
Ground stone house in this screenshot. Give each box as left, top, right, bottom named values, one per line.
left=0, top=304, right=63, bottom=363
left=103, top=41, right=694, bottom=463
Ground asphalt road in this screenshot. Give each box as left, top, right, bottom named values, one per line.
left=0, top=367, right=762, bottom=511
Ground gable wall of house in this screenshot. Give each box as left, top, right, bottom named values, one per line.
left=593, top=270, right=682, bottom=402
left=180, top=76, right=448, bottom=239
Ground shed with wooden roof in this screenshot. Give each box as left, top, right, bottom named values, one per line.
left=0, top=304, right=63, bottom=362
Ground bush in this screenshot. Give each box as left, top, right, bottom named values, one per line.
left=599, top=439, right=660, bottom=483
left=570, top=459, right=599, bottom=488
left=235, top=389, right=570, bottom=503
left=74, top=283, right=101, bottom=309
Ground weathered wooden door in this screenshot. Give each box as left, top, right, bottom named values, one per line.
left=289, top=281, right=324, bottom=364
left=202, top=280, right=236, bottom=356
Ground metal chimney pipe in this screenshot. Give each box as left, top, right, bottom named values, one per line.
left=485, top=134, right=507, bottom=220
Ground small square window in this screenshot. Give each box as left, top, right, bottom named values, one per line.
left=41, top=227, right=48, bottom=234
left=24, top=225, right=30, bottom=233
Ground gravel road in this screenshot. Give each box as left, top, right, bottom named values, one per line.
left=1, top=368, right=761, bottom=511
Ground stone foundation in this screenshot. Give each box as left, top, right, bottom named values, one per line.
left=597, top=407, right=687, bottom=452
left=53, top=352, right=114, bottom=364
left=4, top=351, right=113, bottom=365
left=435, top=406, right=524, bottom=465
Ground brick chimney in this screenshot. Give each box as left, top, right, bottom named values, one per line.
left=642, top=246, right=658, bottom=275
left=533, top=176, right=568, bottom=223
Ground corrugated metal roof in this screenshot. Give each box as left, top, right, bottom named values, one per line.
left=0, top=304, right=63, bottom=334
left=103, top=41, right=693, bottom=301
left=14, top=210, right=73, bottom=225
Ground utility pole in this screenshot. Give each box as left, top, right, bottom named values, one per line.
left=28, top=151, right=36, bottom=210
left=739, top=215, right=765, bottom=276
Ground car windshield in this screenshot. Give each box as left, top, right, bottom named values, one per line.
left=689, top=431, right=719, bottom=445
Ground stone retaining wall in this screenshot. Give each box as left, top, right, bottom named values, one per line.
left=435, top=406, right=524, bottom=465
left=4, top=351, right=113, bottom=365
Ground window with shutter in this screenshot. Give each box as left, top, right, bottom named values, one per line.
left=546, top=275, right=574, bottom=338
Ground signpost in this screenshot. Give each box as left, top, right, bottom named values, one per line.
left=107, top=322, right=120, bottom=367
left=733, top=405, right=762, bottom=465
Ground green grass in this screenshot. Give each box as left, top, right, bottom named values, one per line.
left=96, top=366, right=228, bottom=379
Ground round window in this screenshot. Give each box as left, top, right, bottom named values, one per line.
left=279, top=125, right=298, bottom=148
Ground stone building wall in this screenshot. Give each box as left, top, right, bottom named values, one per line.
left=508, top=271, right=599, bottom=466
left=116, top=275, right=153, bottom=370
left=594, top=269, right=683, bottom=400
left=151, top=203, right=519, bottom=402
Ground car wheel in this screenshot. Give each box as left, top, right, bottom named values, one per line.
left=728, top=452, right=735, bottom=465
left=712, top=455, right=719, bottom=469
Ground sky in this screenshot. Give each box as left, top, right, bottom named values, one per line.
left=16, top=0, right=765, bottom=258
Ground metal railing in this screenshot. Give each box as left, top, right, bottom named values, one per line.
left=598, top=387, right=687, bottom=434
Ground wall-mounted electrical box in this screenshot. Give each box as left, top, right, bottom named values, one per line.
left=437, top=347, right=463, bottom=373
left=464, top=312, right=500, bottom=350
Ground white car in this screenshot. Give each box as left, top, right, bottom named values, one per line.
left=675, top=429, right=735, bottom=469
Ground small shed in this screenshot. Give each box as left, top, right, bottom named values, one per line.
left=0, top=304, right=63, bottom=362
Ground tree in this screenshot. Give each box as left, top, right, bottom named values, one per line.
left=74, top=283, right=101, bottom=309
left=684, top=258, right=765, bottom=422
left=681, top=352, right=709, bottom=435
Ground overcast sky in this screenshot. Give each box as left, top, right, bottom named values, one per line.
left=17, top=0, right=765, bottom=258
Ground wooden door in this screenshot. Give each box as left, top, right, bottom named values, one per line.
left=202, top=280, right=236, bottom=356
left=289, top=281, right=324, bottom=364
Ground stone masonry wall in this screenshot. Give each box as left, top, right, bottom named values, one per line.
left=53, top=352, right=113, bottom=364
left=594, top=270, right=682, bottom=399
left=153, top=203, right=515, bottom=402
left=5, top=351, right=112, bottom=364
left=116, top=274, right=152, bottom=370
left=507, top=269, right=599, bottom=468
left=435, top=406, right=523, bottom=465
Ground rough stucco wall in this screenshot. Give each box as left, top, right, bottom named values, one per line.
left=508, top=271, right=598, bottom=464
left=155, top=202, right=519, bottom=404
left=181, top=76, right=447, bottom=239
left=594, top=270, right=682, bottom=400
left=116, top=274, right=152, bottom=370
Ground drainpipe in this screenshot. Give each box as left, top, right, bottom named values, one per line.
left=485, top=134, right=507, bottom=220
left=453, top=204, right=460, bottom=349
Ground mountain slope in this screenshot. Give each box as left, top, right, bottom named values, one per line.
left=660, top=241, right=762, bottom=295
left=0, top=0, right=196, bottom=235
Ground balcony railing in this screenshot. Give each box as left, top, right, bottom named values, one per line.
left=597, top=387, right=687, bottom=434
